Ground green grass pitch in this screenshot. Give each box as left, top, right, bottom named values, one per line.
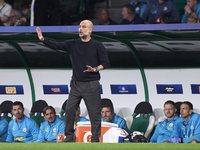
left=1, top=143, right=200, bottom=150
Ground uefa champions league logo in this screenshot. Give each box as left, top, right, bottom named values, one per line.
left=118, top=86, right=129, bottom=93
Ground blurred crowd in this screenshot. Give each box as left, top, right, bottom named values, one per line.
left=0, top=0, right=199, bottom=26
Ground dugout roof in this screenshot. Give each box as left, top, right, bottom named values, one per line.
left=0, top=24, right=200, bottom=69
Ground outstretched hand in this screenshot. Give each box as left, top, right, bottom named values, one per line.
left=83, top=65, right=95, bottom=72
left=36, top=27, right=44, bottom=41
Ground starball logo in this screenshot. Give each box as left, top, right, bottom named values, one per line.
left=118, top=86, right=129, bottom=93
left=110, top=84, right=137, bottom=94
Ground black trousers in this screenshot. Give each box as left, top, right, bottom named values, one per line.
left=65, top=80, right=101, bottom=142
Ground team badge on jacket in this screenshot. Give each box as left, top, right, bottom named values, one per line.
left=23, top=128, right=27, bottom=132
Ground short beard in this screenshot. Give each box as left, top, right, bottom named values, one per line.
left=16, top=114, right=24, bottom=120
left=166, top=114, right=175, bottom=119
left=80, top=34, right=88, bottom=39
left=48, top=117, right=55, bottom=123
left=182, top=114, right=190, bottom=119
left=103, top=116, right=113, bottom=122
left=79, top=30, right=90, bottom=39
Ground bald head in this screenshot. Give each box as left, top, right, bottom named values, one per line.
left=80, top=20, right=93, bottom=31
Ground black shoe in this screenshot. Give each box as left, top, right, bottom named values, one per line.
left=91, top=137, right=99, bottom=143
left=62, top=137, right=75, bottom=143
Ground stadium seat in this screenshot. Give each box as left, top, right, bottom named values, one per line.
left=59, top=99, right=67, bottom=121
left=60, top=0, right=84, bottom=25
left=175, top=101, right=182, bottom=116
left=193, top=108, right=200, bottom=114
left=0, top=100, right=14, bottom=123
left=24, top=107, right=30, bottom=117
left=85, top=114, right=90, bottom=120
left=124, top=101, right=155, bottom=140
left=157, top=116, right=166, bottom=122
left=54, top=107, right=61, bottom=115
left=29, top=100, right=48, bottom=127
left=153, top=108, right=165, bottom=125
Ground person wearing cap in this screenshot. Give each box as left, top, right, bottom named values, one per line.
left=36, top=106, right=65, bottom=143
left=171, top=101, right=200, bottom=143
left=0, top=104, right=8, bottom=142
left=101, top=98, right=128, bottom=129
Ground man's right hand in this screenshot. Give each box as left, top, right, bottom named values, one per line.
left=36, top=27, right=44, bottom=42
left=184, top=5, right=192, bottom=14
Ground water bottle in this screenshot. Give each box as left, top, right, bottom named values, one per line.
left=56, top=134, right=61, bottom=143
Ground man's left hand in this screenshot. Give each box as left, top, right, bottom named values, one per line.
left=83, top=65, right=96, bottom=72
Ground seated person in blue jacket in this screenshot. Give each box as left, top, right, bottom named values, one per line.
left=0, top=104, right=8, bottom=142
left=171, top=101, right=200, bottom=143
left=6, top=101, right=39, bottom=143
left=142, top=0, right=180, bottom=24
left=130, top=0, right=147, bottom=17
left=101, top=98, right=128, bottom=129
left=150, top=100, right=179, bottom=143
left=182, top=0, right=200, bottom=23
left=36, top=106, right=65, bottom=142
